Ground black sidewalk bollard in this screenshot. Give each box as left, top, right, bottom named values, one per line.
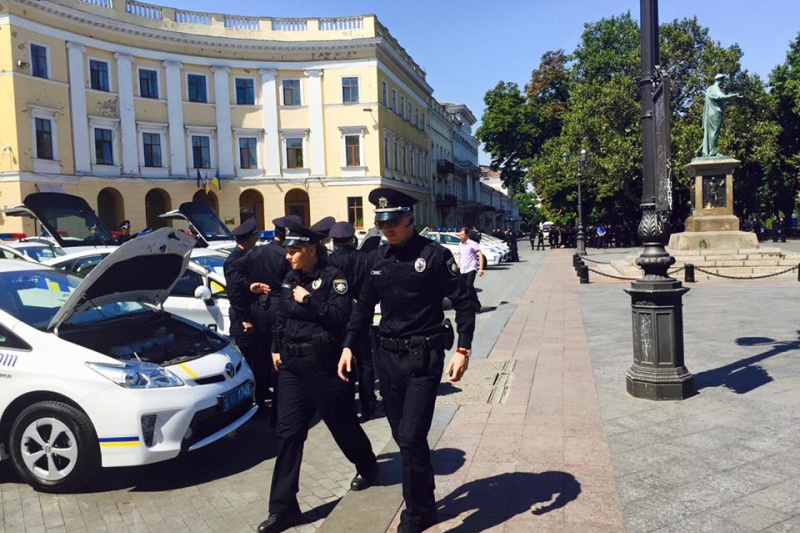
left=685, top=263, right=695, bottom=283
left=576, top=258, right=584, bottom=277
left=797, top=263, right=800, bottom=282
left=573, top=253, right=580, bottom=271
left=579, top=263, right=590, bottom=284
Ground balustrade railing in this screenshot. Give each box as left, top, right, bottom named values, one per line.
left=126, top=0, right=161, bottom=20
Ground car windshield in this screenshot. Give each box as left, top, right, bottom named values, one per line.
left=37, top=205, right=115, bottom=246
left=19, top=245, right=65, bottom=262
left=0, top=269, right=146, bottom=330
left=192, top=255, right=226, bottom=276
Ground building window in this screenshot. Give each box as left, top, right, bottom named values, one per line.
left=286, top=138, right=303, bottom=168
left=400, top=96, right=405, bottom=118
left=239, top=137, right=257, bottom=169
left=402, top=145, right=407, bottom=173
left=407, top=102, right=412, bottom=121
left=139, top=69, right=159, bottom=98
left=415, top=108, right=420, bottom=127
left=143, top=132, right=162, bottom=167
left=89, top=60, right=109, bottom=92
left=381, top=81, right=388, bottom=107
left=34, top=117, right=53, bottom=160
left=393, top=139, right=399, bottom=171
left=421, top=113, right=425, bottom=130
left=391, top=90, right=397, bottom=114
left=384, top=134, right=390, bottom=169
left=342, top=77, right=359, bottom=103
left=94, top=128, right=114, bottom=165
left=235, top=78, right=255, bottom=105
left=410, top=150, right=415, bottom=177
left=188, top=74, right=208, bottom=103
left=192, top=136, right=211, bottom=168
left=347, top=197, right=363, bottom=227
left=30, top=43, right=48, bottom=79
left=282, top=79, right=301, bottom=106
left=345, top=135, right=360, bottom=167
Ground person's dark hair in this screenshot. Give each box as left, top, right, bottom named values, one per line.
left=333, top=237, right=356, bottom=248
left=274, top=227, right=286, bottom=240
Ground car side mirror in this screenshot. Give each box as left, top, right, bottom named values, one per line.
left=194, top=286, right=214, bottom=305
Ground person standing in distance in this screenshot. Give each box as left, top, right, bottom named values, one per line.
left=117, top=220, right=132, bottom=244
left=338, top=187, right=475, bottom=533
left=258, top=219, right=378, bottom=533
left=458, top=227, right=484, bottom=313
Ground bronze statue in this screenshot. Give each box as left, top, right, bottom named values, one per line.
left=697, top=74, right=740, bottom=158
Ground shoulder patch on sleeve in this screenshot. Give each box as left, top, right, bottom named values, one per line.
left=446, top=257, right=459, bottom=277
left=333, top=279, right=349, bottom=295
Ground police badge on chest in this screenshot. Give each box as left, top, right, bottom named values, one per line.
left=414, top=258, right=426, bottom=272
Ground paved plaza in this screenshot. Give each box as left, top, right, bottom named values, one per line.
left=3, top=242, right=800, bottom=532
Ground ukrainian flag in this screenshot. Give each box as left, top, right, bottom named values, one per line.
left=212, top=173, right=221, bottom=192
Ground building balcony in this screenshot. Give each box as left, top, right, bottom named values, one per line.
left=436, top=159, right=455, bottom=175
left=435, top=194, right=457, bottom=208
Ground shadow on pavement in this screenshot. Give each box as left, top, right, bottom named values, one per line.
left=436, top=471, right=581, bottom=533
left=693, top=333, right=800, bottom=394
left=373, top=447, right=466, bottom=489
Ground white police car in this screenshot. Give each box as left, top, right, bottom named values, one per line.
left=0, top=228, right=256, bottom=492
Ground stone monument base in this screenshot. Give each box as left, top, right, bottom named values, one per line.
left=684, top=214, right=740, bottom=232
left=668, top=230, right=758, bottom=251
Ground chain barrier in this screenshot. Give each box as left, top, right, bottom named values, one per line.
left=581, top=256, right=612, bottom=265
left=668, top=266, right=685, bottom=275
left=693, top=265, right=798, bottom=280
left=585, top=266, right=640, bottom=281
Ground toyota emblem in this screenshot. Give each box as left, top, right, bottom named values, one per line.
left=224, top=362, right=236, bottom=379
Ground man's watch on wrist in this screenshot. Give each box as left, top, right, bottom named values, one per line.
left=301, top=294, right=311, bottom=304
left=456, top=348, right=471, bottom=358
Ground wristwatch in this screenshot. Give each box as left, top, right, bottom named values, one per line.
left=301, top=293, right=311, bottom=304
left=456, top=348, right=471, bottom=358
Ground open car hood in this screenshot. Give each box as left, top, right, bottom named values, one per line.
left=48, top=228, right=194, bottom=331
left=3, top=193, right=116, bottom=249
left=158, top=202, right=234, bottom=248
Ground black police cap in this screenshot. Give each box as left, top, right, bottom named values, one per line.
left=272, top=215, right=302, bottom=230
left=310, top=216, right=336, bottom=236
left=231, top=217, right=256, bottom=239
left=283, top=219, right=324, bottom=248
left=329, top=221, right=355, bottom=240
left=368, top=187, right=418, bottom=222
left=119, top=220, right=131, bottom=230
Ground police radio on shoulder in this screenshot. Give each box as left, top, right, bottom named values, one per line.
left=456, top=348, right=470, bottom=358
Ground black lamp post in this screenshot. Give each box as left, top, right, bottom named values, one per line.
left=562, top=149, right=588, bottom=255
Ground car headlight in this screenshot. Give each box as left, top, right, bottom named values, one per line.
left=86, top=361, right=184, bottom=388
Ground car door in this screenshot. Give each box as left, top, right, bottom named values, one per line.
left=162, top=269, right=224, bottom=333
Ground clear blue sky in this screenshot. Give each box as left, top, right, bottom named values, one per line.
left=158, top=0, right=800, bottom=164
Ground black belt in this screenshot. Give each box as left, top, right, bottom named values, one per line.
left=379, top=332, right=446, bottom=352
left=283, top=341, right=316, bottom=357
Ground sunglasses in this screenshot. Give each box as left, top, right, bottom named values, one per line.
left=375, top=216, right=410, bottom=230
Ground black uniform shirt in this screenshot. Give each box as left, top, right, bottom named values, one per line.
left=240, top=240, right=290, bottom=297
left=271, top=262, right=352, bottom=352
left=343, top=232, right=476, bottom=350
left=328, top=246, right=370, bottom=297
left=224, top=246, right=253, bottom=325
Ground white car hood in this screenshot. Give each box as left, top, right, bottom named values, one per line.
left=48, top=228, right=194, bottom=330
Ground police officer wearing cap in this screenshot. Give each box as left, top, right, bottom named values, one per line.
left=258, top=219, right=378, bottom=533
left=238, top=216, right=297, bottom=412
left=328, top=221, right=378, bottom=420
left=117, top=220, right=132, bottom=244
left=224, top=218, right=258, bottom=372
left=338, top=187, right=475, bottom=533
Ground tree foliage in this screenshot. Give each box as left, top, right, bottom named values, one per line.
left=478, top=12, right=785, bottom=230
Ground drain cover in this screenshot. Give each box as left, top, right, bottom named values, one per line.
left=436, top=359, right=514, bottom=405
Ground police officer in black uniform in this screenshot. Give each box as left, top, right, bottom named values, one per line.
left=338, top=187, right=475, bottom=533
left=239, top=216, right=296, bottom=410
left=224, top=218, right=258, bottom=372
left=257, top=219, right=378, bottom=533
left=117, top=220, right=132, bottom=244
left=327, top=221, right=378, bottom=420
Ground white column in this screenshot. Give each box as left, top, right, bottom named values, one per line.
left=163, top=60, right=186, bottom=177
left=66, top=42, right=90, bottom=173
left=115, top=53, right=138, bottom=175
left=304, top=69, right=325, bottom=176
left=259, top=68, right=281, bottom=177
left=211, top=66, right=233, bottom=177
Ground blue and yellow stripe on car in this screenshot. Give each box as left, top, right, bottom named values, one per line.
left=99, top=436, right=140, bottom=448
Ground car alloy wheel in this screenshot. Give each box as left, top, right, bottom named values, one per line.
left=10, top=401, right=100, bottom=492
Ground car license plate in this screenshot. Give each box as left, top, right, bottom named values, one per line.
left=219, top=381, right=254, bottom=412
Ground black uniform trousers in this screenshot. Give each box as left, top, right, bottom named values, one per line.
left=269, top=348, right=376, bottom=515
left=375, top=343, right=443, bottom=532
left=354, top=324, right=377, bottom=413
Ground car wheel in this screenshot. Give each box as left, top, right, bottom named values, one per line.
left=9, top=401, right=100, bottom=492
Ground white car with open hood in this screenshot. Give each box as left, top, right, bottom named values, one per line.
left=0, top=228, right=256, bottom=492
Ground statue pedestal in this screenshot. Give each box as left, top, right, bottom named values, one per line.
left=668, top=157, right=757, bottom=250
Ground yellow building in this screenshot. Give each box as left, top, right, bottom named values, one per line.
left=0, top=0, right=455, bottom=235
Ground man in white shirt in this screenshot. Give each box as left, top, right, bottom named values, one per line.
left=458, top=227, right=484, bottom=313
